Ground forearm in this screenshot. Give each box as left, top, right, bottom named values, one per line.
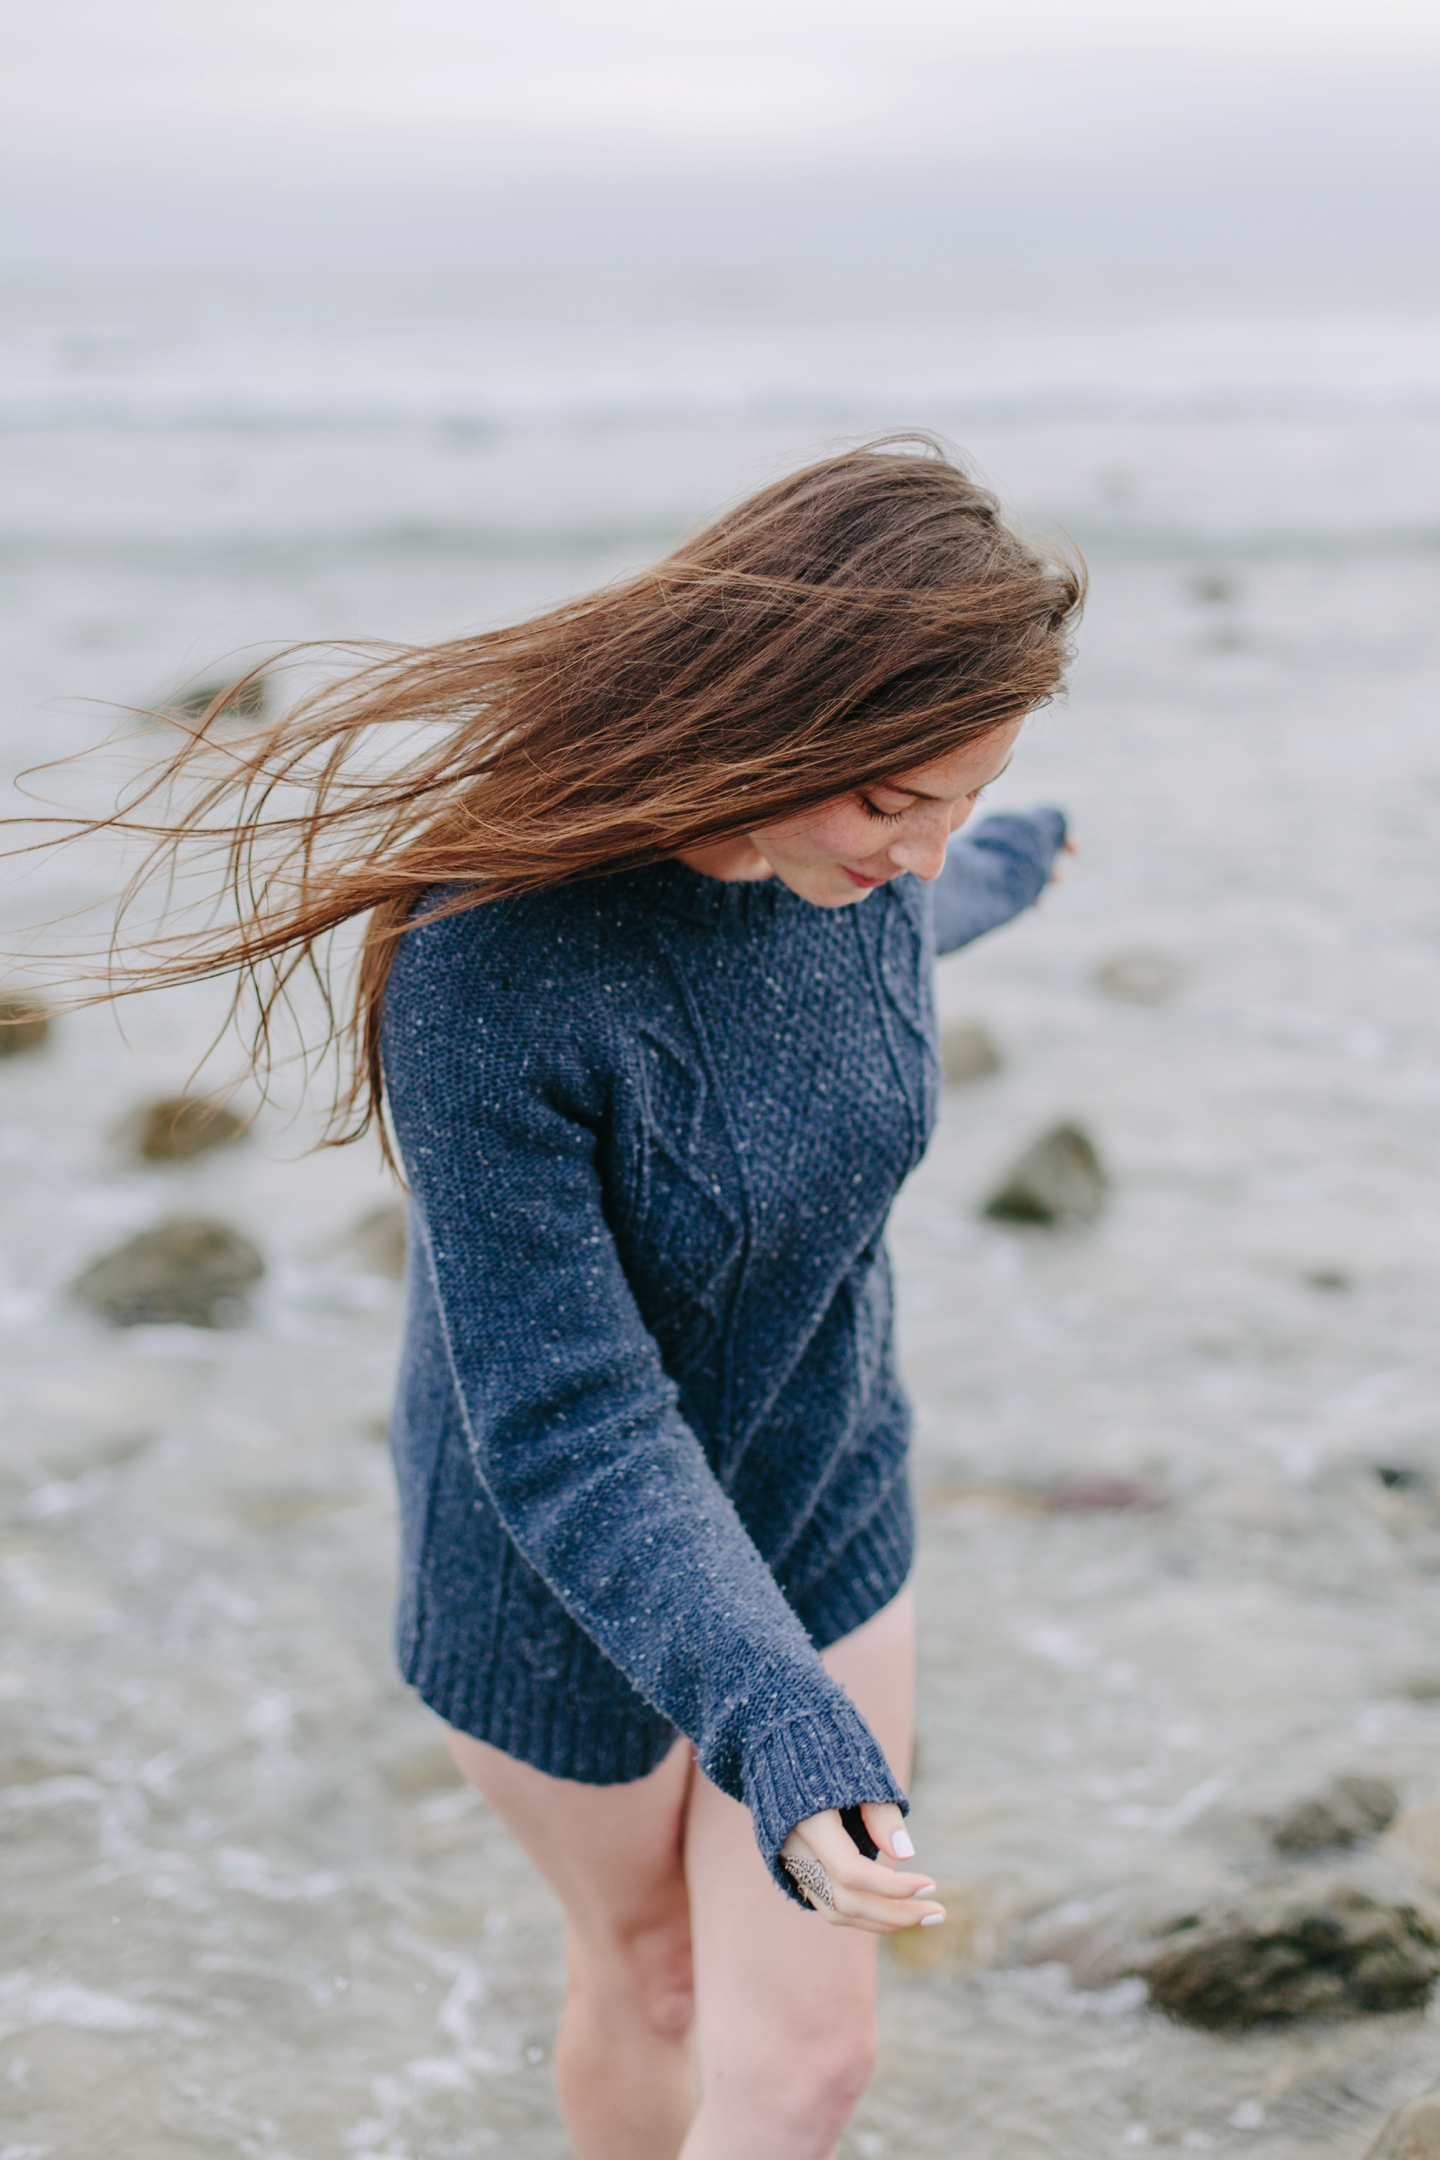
left=407, top=1201, right=907, bottom=1898
left=931, top=806, right=1068, bottom=954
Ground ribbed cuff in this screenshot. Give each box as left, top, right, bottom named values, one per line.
left=743, top=1699, right=909, bottom=1904
left=1031, top=805, right=1068, bottom=857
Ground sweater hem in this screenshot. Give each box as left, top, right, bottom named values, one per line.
left=396, top=1473, right=914, bottom=1802
left=791, top=1478, right=914, bottom=1651
left=400, top=1623, right=679, bottom=1787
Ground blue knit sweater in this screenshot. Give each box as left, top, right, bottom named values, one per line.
left=382, top=808, right=1065, bottom=1895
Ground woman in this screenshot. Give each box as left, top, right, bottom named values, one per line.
left=81, top=441, right=1081, bottom=2157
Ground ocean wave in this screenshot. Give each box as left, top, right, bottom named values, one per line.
left=2, top=373, right=1439, bottom=433
left=3, top=518, right=1437, bottom=568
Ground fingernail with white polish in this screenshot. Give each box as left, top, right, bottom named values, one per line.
left=920, top=1912, right=944, bottom=1927
left=892, top=1829, right=915, bottom=1858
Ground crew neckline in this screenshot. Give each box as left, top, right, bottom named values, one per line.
left=619, top=855, right=824, bottom=928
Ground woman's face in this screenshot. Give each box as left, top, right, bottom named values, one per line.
left=750, top=718, right=1027, bottom=910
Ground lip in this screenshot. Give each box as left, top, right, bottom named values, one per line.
left=842, top=867, right=890, bottom=890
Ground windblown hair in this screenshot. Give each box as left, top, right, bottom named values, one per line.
left=43, top=439, right=1084, bottom=1154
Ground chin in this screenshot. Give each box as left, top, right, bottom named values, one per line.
left=771, top=862, right=876, bottom=909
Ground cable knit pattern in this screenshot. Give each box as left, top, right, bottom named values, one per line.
left=382, top=807, right=1066, bottom=1896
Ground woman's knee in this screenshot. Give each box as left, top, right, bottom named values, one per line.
left=721, top=2019, right=878, bottom=2146
left=568, top=1909, right=696, bottom=2044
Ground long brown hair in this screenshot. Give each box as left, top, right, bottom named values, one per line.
left=32, top=439, right=1083, bottom=1155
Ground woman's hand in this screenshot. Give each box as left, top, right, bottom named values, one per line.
left=780, top=1803, right=946, bottom=1933
left=1048, top=836, right=1077, bottom=884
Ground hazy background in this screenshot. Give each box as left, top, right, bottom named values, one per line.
left=6, top=8, right=1440, bottom=2159
left=5, top=0, right=1440, bottom=278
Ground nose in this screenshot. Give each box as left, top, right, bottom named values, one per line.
left=888, top=820, right=953, bottom=883
left=888, top=796, right=977, bottom=882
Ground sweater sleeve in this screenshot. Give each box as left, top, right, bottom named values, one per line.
left=382, top=909, right=907, bottom=1899
left=931, top=807, right=1068, bottom=956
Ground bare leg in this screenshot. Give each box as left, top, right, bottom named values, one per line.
left=680, top=1586, right=916, bottom=2160
left=443, top=1728, right=698, bottom=2160
left=442, top=1584, right=914, bottom=2160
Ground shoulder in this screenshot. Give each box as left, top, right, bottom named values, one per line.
left=388, top=881, right=599, bottom=998
left=381, top=876, right=655, bottom=1093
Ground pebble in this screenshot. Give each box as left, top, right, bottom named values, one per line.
left=1050, top=1475, right=1166, bottom=1512
left=1375, top=1465, right=1428, bottom=1494
left=983, top=1122, right=1108, bottom=1225
left=123, top=1094, right=248, bottom=1163
left=1364, top=2087, right=1440, bottom=2158
left=940, top=1019, right=1002, bottom=1085
left=1191, top=571, right=1237, bottom=605
left=1093, top=951, right=1187, bottom=1005
left=0, top=993, right=52, bottom=1056
left=161, top=674, right=269, bottom=727
left=1142, top=1887, right=1440, bottom=2030
left=1271, top=1775, right=1400, bottom=1855
left=883, top=1883, right=1009, bottom=1975
left=71, top=1217, right=265, bottom=1328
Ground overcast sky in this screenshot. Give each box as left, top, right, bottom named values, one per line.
left=5, top=0, right=1438, bottom=274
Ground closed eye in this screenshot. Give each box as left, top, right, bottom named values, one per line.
left=859, top=794, right=905, bottom=824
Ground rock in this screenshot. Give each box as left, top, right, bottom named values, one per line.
left=1363, top=2088, right=1440, bottom=2159
left=883, top=1883, right=1009, bottom=1975
left=1141, top=1887, right=1440, bottom=2030
left=1375, top=1465, right=1427, bottom=1493
left=335, top=1200, right=408, bottom=1279
left=920, top=1478, right=1047, bottom=1516
left=983, top=1122, right=1107, bottom=1225
left=163, top=674, right=269, bottom=727
left=72, top=1218, right=265, bottom=1328
left=1191, top=571, right=1237, bottom=606
left=1272, top=1776, right=1400, bottom=1855
left=124, top=1094, right=248, bottom=1163
left=1093, top=951, right=1187, bottom=1005
left=0, top=993, right=51, bottom=1056
left=1024, top=1879, right=1243, bottom=1992
left=1050, top=1475, right=1166, bottom=1513
left=940, top=1019, right=1002, bottom=1085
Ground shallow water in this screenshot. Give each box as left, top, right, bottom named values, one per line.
left=4, top=272, right=1440, bottom=2156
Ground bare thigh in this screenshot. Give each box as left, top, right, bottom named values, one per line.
left=443, top=1582, right=914, bottom=2150
left=683, top=1587, right=916, bottom=2083
left=441, top=1723, right=700, bottom=1984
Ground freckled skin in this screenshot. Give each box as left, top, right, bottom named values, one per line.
left=676, top=721, right=1026, bottom=908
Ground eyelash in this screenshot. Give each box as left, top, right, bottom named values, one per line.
left=859, top=782, right=993, bottom=824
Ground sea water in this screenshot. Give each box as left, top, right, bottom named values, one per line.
left=3, top=269, right=1440, bottom=2156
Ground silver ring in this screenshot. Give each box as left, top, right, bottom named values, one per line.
left=783, top=1854, right=835, bottom=1909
